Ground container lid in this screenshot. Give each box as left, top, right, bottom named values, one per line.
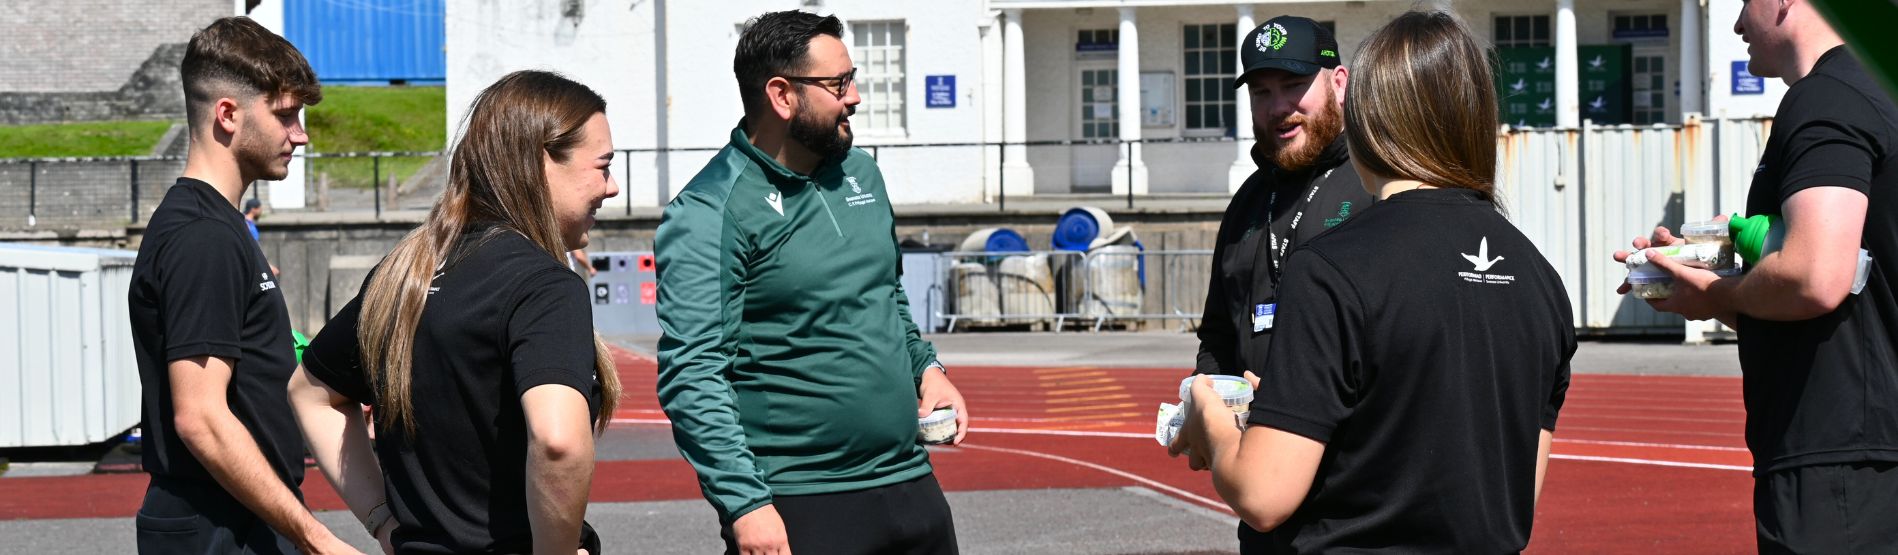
left=1179, top=375, right=1254, bottom=402
left=1627, top=263, right=1742, bottom=284
left=1681, top=220, right=1728, bottom=237
left=920, top=408, right=957, bottom=425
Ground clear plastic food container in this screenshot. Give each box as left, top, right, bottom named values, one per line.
left=1178, top=375, right=1254, bottom=415
left=1681, top=220, right=1731, bottom=245
left=918, top=408, right=957, bottom=445
left=1626, top=264, right=1743, bottom=299
left=1623, top=242, right=1735, bottom=270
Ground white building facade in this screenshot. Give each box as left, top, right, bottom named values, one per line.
left=445, top=0, right=1788, bottom=208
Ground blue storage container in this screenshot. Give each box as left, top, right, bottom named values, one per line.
left=285, top=0, right=446, bottom=85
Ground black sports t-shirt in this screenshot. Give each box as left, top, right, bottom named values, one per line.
left=128, top=178, right=305, bottom=492
left=1738, top=46, right=1898, bottom=474
left=1242, top=188, right=1574, bottom=553
left=303, top=225, right=603, bottom=554
left=1198, top=138, right=1373, bottom=376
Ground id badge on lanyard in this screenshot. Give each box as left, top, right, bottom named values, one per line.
left=1253, top=302, right=1276, bottom=333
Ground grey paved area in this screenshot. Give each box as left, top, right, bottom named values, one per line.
left=611, top=332, right=1742, bottom=376
left=0, top=488, right=1235, bottom=555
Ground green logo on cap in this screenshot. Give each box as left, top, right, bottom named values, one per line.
left=1259, top=23, right=1289, bottom=52
left=1321, top=49, right=1336, bottom=58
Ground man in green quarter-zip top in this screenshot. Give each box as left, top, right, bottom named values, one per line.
left=654, top=10, right=967, bottom=555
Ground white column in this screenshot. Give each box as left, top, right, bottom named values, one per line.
left=1679, top=0, right=1704, bottom=119
left=1001, top=8, right=1035, bottom=198
left=1227, top=5, right=1257, bottom=193
left=244, top=0, right=308, bottom=209
left=1555, top=0, right=1580, bottom=127
left=1112, top=7, right=1148, bottom=195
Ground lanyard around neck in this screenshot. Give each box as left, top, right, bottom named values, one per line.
left=1265, top=167, right=1334, bottom=282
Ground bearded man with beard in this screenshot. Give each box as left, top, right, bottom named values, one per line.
left=1177, top=14, right=1373, bottom=475
left=655, top=10, right=967, bottom=555
left=1189, top=16, right=1372, bottom=384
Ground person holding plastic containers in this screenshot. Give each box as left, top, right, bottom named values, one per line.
left=1615, top=0, right=1898, bottom=550
left=289, top=70, right=622, bottom=554
left=1173, top=11, right=1574, bottom=553
left=654, top=10, right=965, bottom=555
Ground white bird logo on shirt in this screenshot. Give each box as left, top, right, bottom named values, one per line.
left=1462, top=237, right=1505, bottom=271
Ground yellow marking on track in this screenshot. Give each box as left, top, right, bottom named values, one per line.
left=1033, top=366, right=1099, bottom=374
left=1045, top=394, right=1134, bottom=404
left=1047, top=386, right=1125, bottom=396
left=1045, top=403, right=1139, bottom=414
left=1039, top=377, right=1114, bottom=387
left=1038, top=371, right=1108, bottom=381
left=1032, top=412, right=1147, bottom=422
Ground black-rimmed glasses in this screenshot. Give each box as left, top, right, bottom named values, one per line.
left=782, top=67, right=857, bottom=98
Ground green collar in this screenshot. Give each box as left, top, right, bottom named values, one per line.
left=730, top=121, right=840, bottom=183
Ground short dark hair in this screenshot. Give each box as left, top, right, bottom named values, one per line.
left=181, top=17, right=322, bottom=127
left=733, top=11, right=844, bottom=115
left=243, top=198, right=262, bottom=212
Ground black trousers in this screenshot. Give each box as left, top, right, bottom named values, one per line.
left=136, top=476, right=297, bottom=555
left=722, top=474, right=958, bottom=555
left=1755, top=461, right=1898, bottom=554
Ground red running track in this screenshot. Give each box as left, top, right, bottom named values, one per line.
left=0, top=348, right=1755, bottom=552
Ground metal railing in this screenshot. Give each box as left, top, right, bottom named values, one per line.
left=0, top=151, right=442, bottom=226
left=929, top=248, right=1212, bottom=332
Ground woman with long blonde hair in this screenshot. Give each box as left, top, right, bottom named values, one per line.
left=1174, top=11, right=1574, bottom=553
left=290, top=70, right=622, bottom=554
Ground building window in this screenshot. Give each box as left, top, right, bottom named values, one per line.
left=1632, top=54, right=1667, bottom=124
left=1080, top=68, right=1118, bottom=139
left=1494, top=15, right=1551, bottom=48
left=1182, top=23, right=1237, bottom=135
left=851, top=21, right=906, bottom=133
left=1613, top=14, right=1669, bottom=40
left=1077, top=28, right=1119, bottom=51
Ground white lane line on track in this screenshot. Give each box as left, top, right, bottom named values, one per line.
left=1555, top=438, right=1750, bottom=452
left=1558, top=413, right=1739, bottom=424
left=1560, top=425, right=1745, bottom=438
left=955, top=444, right=1236, bottom=515
left=1551, top=454, right=1752, bottom=472
left=607, top=420, right=1754, bottom=472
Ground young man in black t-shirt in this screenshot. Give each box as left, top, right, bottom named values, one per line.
left=126, top=17, right=354, bottom=554
left=1626, top=3, right=1898, bottom=551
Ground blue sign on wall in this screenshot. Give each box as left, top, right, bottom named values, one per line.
left=1732, top=61, right=1765, bottom=95
left=926, top=75, right=956, bottom=108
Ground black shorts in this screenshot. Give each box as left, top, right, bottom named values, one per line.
left=1755, top=461, right=1898, bottom=554
left=136, top=476, right=297, bottom=555
left=722, top=474, right=958, bottom=555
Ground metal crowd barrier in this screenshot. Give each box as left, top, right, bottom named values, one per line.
left=931, top=248, right=1212, bottom=333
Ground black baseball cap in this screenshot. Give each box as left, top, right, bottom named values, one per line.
left=1233, top=16, right=1342, bottom=88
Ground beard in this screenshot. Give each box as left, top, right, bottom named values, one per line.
left=233, top=118, right=290, bottom=181
left=1257, top=85, right=1343, bottom=172
left=789, top=92, right=855, bottom=161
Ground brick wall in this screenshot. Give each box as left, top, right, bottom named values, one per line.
left=0, top=0, right=228, bottom=93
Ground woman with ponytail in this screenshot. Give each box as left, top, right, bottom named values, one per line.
left=1173, top=11, right=1575, bottom=553
left=290, top=70, right=622, bottom=554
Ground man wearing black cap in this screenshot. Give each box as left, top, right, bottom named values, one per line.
left=1189, top=16, right=1371, bottom=399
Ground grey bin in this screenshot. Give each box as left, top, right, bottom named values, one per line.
left=0, top=244, right=140, bottom=448
left=900, top=245, right=949, bottom=334
left=588, top=252, right=660, bottom=335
